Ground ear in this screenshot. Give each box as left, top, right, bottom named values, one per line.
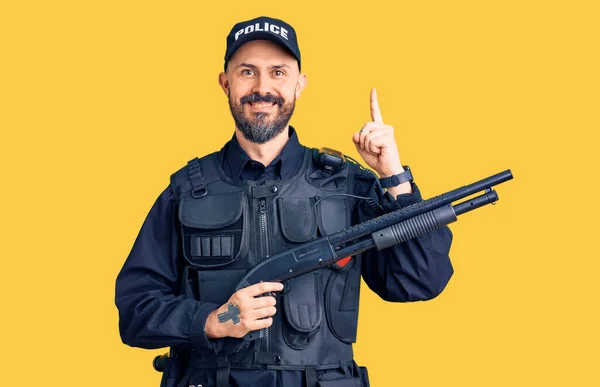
left=218, top=72, right=229, bottom=96
left=294, top=73, right=308, bottom=100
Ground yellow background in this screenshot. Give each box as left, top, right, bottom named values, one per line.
left=1, top=1, right=598, bottom=386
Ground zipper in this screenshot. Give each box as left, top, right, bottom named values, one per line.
left=259, top=198, right=270, bottom=258
left=258, top=197, right=270, bottom=352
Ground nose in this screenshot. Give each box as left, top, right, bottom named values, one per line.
left=251, top=73, right=274, bottom=96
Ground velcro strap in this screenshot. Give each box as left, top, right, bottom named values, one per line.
left=216, top=357, right=230, bottom=387
left=253, top=351, right=283, bottom=365
left=251, top=184, right=278, bottom=198
left=305, top=366, right=317, bottom=387
left=340, top=268, right=360, bottom=311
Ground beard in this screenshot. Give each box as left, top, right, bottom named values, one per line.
left=228, top=91, right=295, bottom=144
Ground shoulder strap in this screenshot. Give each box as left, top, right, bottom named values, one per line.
left=187, top=158, right=207, bottom=198
left=170, top=152, right=223, bottom=201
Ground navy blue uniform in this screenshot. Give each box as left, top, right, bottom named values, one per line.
left=115, top=127, right=453, bottom=386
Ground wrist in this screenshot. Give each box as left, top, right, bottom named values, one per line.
left=378, top=165, right=413, bottom=189
left=377, top=166, right=404, bottom=178
left=386, top=181, right=413, bottom=196
left=205, top=309, right=222, bottom=339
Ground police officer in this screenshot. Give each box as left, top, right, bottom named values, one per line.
left=115, top=16, right=453, bottom=387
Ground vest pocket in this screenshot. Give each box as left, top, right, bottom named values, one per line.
left=316, top=363, right=365, bottom=386
left=315, top=195, right=349, bottom=237
left=197, top=269, right=247, bottom=305
left=325, top=265, right=361, bottom=343
left=277, top=197, right=318, bottom=245
left=179, top=191, right=249, bottom=268
left=282, top=272, right=323, bottom=350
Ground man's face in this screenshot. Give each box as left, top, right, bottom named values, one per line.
left=219, top=40, right=306, bottom=144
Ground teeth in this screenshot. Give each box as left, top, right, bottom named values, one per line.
left=251, top=102, right=274, bottom=107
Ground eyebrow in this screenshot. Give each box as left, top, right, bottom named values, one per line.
left=237, top=63, right=291, bottom=70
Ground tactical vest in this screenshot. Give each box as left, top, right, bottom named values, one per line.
left=169, top=147, right=364, bottom=380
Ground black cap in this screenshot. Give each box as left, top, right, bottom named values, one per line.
left=224, top=16, right=301, bottom=71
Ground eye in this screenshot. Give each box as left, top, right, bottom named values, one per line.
left=273, top=70, right=284, bottom=76
left=241, top=69, right=255, bottom=76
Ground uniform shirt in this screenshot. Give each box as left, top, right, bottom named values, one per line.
left=115, top=126, right=454, bottom=386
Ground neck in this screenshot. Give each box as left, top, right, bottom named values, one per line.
left=235, top=125, right=290, bottom=166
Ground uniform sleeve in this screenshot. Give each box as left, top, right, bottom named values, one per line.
left=115, top=186, right=222, bottom=352
left=353, top=167, right=454, bottom=302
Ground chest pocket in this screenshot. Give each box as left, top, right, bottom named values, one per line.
left=179, top=191, right=249, bottom=269
left=277, top=196, right=349, bottom=247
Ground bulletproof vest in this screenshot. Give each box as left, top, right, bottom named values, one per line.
left=169, top=147, right=363, bottom=371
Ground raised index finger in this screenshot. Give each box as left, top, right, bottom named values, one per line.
left=370, top=87, right=384, bottom=123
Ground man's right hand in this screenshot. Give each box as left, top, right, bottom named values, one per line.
left=204, top=282, right=284, bottom=339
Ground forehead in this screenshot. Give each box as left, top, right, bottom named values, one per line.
left=229, top=40, right=297, bottom=68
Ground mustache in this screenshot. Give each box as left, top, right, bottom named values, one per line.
left=240, top=92, right=284, bottom=106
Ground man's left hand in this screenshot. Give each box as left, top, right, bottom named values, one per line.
left=352, top=88, right=412, bottom=196
left=352, top=88, right=404, bottom=177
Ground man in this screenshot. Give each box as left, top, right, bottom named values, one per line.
left=116, top=16, right=453, bottom=387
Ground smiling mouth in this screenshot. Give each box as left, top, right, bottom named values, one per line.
left=247, top=101, right=277, bottom=111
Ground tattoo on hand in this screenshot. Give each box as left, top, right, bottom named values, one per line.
left=218, top=303, right=241, bottom=324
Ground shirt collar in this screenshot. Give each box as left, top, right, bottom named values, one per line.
left=221, top=126, right=304, bottom=180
